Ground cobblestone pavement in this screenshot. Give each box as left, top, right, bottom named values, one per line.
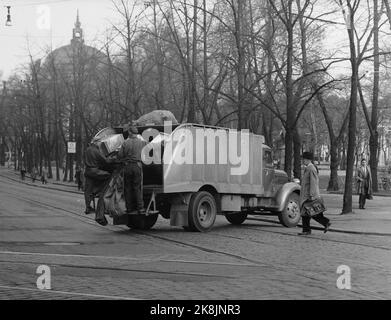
left=0, top=173, right=390, bottom=300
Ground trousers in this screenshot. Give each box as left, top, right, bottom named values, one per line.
left=84, top=167, right=111, bottom=225
left=123, top=162, right=144, bottom=212
left=302, top=213, right=330, bottom=232
left=359, top=186, right=369, bottom=208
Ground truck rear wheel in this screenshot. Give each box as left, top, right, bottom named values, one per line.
left=127, top=214, right=158, bottom=230
left=225, top=212, right=247, bottom=225
left=278, top=192, right=300, bottom=228
left=187, top=191, right=217, bottom=232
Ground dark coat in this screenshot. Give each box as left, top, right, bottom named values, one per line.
left=357, top=165, right=372, bottom=195
left=300, top=162, right=320, bottom=209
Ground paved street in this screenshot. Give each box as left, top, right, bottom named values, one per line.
left=0, top=169, right=390, bottom=300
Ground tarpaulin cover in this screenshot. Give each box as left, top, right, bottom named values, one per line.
left=135, top=110, right=178, bottom=126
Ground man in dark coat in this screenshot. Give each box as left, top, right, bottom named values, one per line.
left=84, top=140, right=114, bottom=225
left=298, top=151, right=331, bottom=236
left=117, top=125, right=147, bottom=214
left=357, top=158, right=373, bottom=209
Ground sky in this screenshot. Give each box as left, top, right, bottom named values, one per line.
left=0, top=0, right=361, bottom=81
left=0, top=0, right=133, bottom=79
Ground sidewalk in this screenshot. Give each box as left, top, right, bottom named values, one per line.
left=318, top=193, right=391, bottom=236
left=1, top=167, right=390, bottom=236
left=0, top=167, right=82, bottom=195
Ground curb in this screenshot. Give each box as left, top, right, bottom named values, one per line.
left=324, top=191, right=391, bottom=198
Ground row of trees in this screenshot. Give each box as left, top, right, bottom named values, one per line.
left=1, top=0, right=391, bottom=213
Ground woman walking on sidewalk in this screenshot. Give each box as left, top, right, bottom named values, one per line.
left=298, top=152, right=331, bottom=236
left=356, top=158, right=373, bottom=209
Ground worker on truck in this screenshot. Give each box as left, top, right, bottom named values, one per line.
left=83, top=138, right=115, bottom=225
left=118, top=125, right=147, bottom=214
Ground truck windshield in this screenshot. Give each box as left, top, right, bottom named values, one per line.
left=264, top=150, right=273, bottom=168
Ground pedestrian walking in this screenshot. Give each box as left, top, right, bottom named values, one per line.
left=20, top=165, right=26, bottom=180
left=356, top=158, right=373, bottom=209
left=117, top=125, right=147, bottom=214
left=41, top=167, right=48, bottom=184
left=298, top=151, right=331, bottom=236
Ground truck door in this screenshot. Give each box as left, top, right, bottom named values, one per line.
left=263, top=149, right=275, bottom=197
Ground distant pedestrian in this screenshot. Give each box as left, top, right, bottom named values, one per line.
left=298, top=151, right=330, bottom=236
left=31, top=167, right=38, bottom=183
left=20, top=166, right=26, bottom=180
left=41, top=167, right=48, bottom=184
left=356, top=158, right=373, bottom=209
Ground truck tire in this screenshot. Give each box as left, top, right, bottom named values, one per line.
left=278, top=192, right=300, bottom=228
left=187, top=191, right=217, bottom=232
left=127, top=214, right=158, bottom=230
left=225, top=212, right=247, bottom=225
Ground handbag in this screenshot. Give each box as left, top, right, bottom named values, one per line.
left=366, top=194, right=373, bottom=200
left=302, top=198, right=327, bottom=217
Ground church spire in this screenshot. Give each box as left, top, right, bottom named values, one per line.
left=75, top=9, right=81, bottom=28
left=71, top=9, right=83, bottom=45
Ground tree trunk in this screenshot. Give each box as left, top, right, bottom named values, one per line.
left=370, top=0, right=380, bottom=192
left=293, top=128, right=302, bottom=180
left=237, top=0, right=246, bottom=129
left=284, top=1, right=295, bottom=179
left=284, top=128, right=293, bottom=180
left=328, top=141, right=340, bottom=191
left=342, top=16, right=358, bottom=214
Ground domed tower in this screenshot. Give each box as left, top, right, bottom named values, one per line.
left=71, top=10, right=84, bottom=46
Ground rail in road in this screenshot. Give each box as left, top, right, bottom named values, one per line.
left=0, top=174, right=389, bottom=299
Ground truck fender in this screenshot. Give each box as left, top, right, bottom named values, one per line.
left=274, top=182, right=301, bottom=212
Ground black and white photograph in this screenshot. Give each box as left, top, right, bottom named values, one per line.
left=0, top=0, right=390, bottom=305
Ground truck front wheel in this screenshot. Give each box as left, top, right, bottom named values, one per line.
left=278, top=193, right=300, bottom=227
left=225, top=212, right=247, bottom=225
left=187, top=191, right=217, bottom=232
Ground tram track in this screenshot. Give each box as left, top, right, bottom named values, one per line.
left=1, top=176, right=389, bottom=299
left=245, top=218, right=391, bottom=250
left=0, top=259, right=235, bottom=279
left=2, top=179, right=389, bottom=266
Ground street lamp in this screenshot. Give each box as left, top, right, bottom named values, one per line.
left=5, top=6, right=12, bottom=27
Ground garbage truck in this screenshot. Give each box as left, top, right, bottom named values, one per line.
left=93, top=122, right=301, bottom=232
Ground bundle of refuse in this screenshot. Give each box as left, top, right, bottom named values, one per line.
left=135, top=110, right=178, bottom=126
left=91, top=127, right=125, bottom=156
left=103, top=169, right=127, bottom=218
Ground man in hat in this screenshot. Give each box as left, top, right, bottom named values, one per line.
left=356, top=158, right=373, bottom=209
left=118, top=125, right=147, bottom=214
left=298, top=151, right=331, bottom=235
